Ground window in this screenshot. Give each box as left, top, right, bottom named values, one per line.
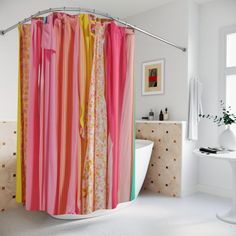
left=224, top=28, right=236, bottom=132
left=226, top=33, right=236, bottom=67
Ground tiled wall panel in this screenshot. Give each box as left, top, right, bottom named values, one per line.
left=136, top=122, right=182, bottom=197
left=0, top=122, right=17, bottom=212
left=0, top=120, right=182, bottom=212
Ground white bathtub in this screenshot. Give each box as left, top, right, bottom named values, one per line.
left=50, top=139, right=154, bottom=220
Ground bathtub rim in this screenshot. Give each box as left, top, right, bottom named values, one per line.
left=49, top=199, right=136, bottom=220
left=135, top=139, right=154, bottom=149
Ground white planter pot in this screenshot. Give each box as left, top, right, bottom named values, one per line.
left=219, top=125, right=236, bottom=151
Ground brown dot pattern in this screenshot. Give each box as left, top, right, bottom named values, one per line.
left=0, top=122, right=18, bottom=213
left=136, top=122, right=182, bottom=197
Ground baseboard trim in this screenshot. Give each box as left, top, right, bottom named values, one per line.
left=181, top=185, right=198, bottom=197
left=197, top=184, right=231, bottom=198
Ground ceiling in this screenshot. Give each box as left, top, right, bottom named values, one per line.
left=58, top=0, right=176, bottom=18
left=59, top=0, right=216, bottom=18
left=0, top=0, right=217, bottom=20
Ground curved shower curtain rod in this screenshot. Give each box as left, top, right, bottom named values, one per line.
left=0, top=7, right=187, bottom=52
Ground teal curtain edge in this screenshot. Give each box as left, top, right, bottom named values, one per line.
left=131, top=74, right=136, bottom=200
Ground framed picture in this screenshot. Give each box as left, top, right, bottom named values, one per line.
left=142, top=59, right=165, bottom=95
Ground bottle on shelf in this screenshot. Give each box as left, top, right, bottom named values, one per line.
left=164, top=107, right=169, bottom=120
left=149, top=109, right=154, bottom=120
left=159, top=110, right=164, bottom=121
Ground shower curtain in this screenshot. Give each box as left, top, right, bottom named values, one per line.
left=16, top=13, right=135, bottom=215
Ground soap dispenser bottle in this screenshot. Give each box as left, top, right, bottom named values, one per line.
left=149, top=109, right=154, bottom=120
left=164, top=107, right=169, bottom=120
left=159, top=110, right=164, bottom=121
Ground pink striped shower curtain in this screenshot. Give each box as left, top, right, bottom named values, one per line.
left=16, top=13, right=135, bottom=215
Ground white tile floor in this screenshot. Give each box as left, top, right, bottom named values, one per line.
left=1, top=191, right=236, bottom=236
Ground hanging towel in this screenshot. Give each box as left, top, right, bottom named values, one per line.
left=188, top=77, right=203, bottom=140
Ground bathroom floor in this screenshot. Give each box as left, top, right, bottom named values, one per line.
left=0, top=191, right=236, bottom=236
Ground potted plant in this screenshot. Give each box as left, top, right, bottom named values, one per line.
left=199, top=100, right=236, bottom=150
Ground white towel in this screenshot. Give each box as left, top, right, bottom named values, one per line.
left=188, top=77, right=203, bottom=140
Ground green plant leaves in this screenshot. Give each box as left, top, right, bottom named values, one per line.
left=198, top=101, right=236, bottom=126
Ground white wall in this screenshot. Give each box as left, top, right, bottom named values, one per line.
left=198, top=0, right=236, bottom=197
left=185, top=0, right=200, bottom=195
left=0, top=0, right=196, bottom=123
left=2, top=0, right=233, bottom=198
left=187, top=1, right=199, bottom=79
left=0, top=0, right=177, bottom=121
left=126, top=0, right=189, bottom=121
left=0, top=0, right=85, bottom=121
left=127, top=0, right=199, bottom=195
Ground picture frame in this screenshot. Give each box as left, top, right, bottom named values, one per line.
left=142, top=59, right=165, bottom=95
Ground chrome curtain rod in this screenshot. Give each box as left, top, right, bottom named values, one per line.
left=0, top=7, right=187, bottom=52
